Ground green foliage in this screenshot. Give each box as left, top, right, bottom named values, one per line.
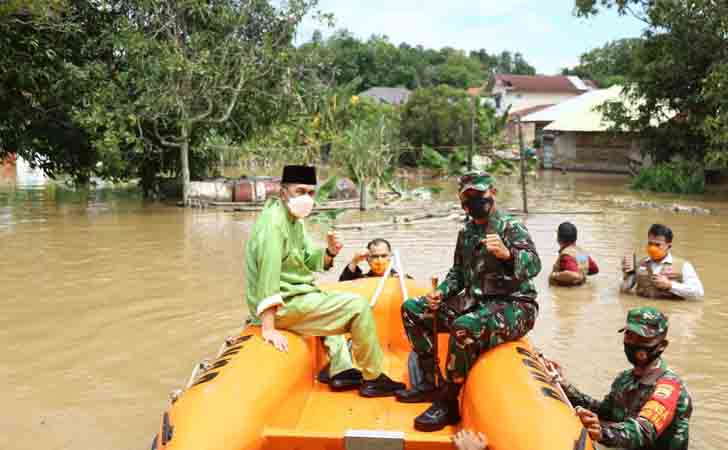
left=631, top=161, right=705, bottom=194
left=308, top=208, right=347, bottom=225
left=471, top=50, right=536, bottom=77
left=332, top=100, right=400, bottom=194
left=400, top=85, right=505, bottom=165
left=400, top=85, right=472, bottom=152
left=315, top=176, right=339, bottom=204
left=297, top=31, right=536, bottom=91
left=418, top=145, right=450, bottom=171
left=574, top=0, right=728, bottom=166
left=562, top=38, right=643, bottom=88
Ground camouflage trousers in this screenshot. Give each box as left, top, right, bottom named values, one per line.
left=401, top=296, right=537, bottom=383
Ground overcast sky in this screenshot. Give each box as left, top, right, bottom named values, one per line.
left=296, top=0, right=646, bottom=75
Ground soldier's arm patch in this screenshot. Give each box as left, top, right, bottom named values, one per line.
left=638, top=379, right=681, bottom=435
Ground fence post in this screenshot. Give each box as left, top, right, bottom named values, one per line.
left=517, top=116, right=529, bottom=214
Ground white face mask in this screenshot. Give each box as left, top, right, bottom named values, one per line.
left=287, top=194, right=314, bottom=218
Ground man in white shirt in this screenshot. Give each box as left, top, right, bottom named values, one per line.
left=621, top=224, right=704, bottom=299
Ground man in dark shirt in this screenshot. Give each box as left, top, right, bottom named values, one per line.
left=339, top=238, right=406, bottom=281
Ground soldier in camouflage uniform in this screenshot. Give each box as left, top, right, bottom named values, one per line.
left=548, top=307, right=692, bottom=450
left=395, top=172, right=542, bottom=432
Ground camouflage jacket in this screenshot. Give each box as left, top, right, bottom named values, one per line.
left=437, top=210, right=541, bottom=311
left=564, top=359, right=692, bottom=450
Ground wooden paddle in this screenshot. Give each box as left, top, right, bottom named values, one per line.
left=430, top=275, right=442, bottom=389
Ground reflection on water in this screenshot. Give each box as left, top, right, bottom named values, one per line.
left=1, top=171, right=725, bottom=449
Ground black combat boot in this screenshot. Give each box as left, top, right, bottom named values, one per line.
left=413, top=382, right=461, bottom=432
left=358, top=373, right=406, bottom=398
left=395, top=356, right=439, bottom=403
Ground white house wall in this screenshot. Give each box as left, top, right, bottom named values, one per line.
left=492, top=85, right=580, bottom=115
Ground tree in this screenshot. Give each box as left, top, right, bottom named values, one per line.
left=562, top=38, right=642, bottom=87
left=334, top=98, right=400, bottom=198
left=77, top=0, right=313, bottom=204
left=0, top=1, right=115, bottom=183
left=574, top=0, right=728, bottom=165
left=401, top=85, right=471, bottom=152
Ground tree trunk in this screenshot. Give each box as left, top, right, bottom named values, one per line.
left=180, top=124, right=191, bottom=205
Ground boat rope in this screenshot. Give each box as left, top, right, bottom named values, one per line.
left=394, top=250, right=409, bottom=302
left=540, top=354, right=575, bottom=411
left=369, top=257, right=395, bottom=307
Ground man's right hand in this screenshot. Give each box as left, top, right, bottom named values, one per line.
left=425, top=289, right=443, bottom=310
left=542, top=357, right=567, bottom=384
left=622, top=255, right=634, bottom=273
left=262, top=327, right=289, bottom=352
left=351, top=250, right=369, bottom=266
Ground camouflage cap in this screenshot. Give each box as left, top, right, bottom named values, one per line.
left=618, top=307, right=669, bottom=338
left=459, top=172, right=495, bottom=194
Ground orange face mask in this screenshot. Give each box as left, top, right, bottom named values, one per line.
left=647, top=244, right=667, bottom=261
left=369, top=259, right=389, bottom=276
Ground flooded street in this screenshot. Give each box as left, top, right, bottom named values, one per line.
left=1, top=171, right=726, bottom=449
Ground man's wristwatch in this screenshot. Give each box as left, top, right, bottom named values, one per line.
left=326, top=248, right=338, bottom=258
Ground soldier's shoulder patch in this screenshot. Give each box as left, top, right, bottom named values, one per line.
left=654, top=380, right=679, bottom=400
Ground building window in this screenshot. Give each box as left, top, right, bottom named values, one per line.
left=495, top=94, right=502, bottom=109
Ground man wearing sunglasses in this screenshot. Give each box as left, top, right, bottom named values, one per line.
left=621, top=224, right=703, bottom=299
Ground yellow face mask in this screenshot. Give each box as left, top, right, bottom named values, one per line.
left=369, top=259, right=390, bottom=276
left=647, top=244, right=667, bottom=262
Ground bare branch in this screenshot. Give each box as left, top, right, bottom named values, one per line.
left=190, top=96, right=214, bottom=123
left=154, top=120, right=182, bottom=148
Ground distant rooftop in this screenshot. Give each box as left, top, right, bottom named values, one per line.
left=358, top=87, right=412, bottom=106
left=492, top=74, right=598, bottom=94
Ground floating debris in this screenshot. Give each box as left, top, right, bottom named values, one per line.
left=609, top=198, right=712, bottom=215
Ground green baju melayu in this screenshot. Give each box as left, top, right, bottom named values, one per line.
left=245, top=198, right=384, bottom=380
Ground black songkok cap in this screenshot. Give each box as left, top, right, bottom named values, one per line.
left=281, top=165, right=317, bottom=185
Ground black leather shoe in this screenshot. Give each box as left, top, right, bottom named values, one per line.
left=358, top=374, right=406, bottom=398
left=395, top=385, right=438, bottom=403
left=317, top=364, right=331, bottom=384
left=329, top=368, right=363, bottom=391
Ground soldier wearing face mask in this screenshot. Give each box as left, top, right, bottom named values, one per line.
left=544, top=307, right=692, bottom=450
left=244, top=165, right=405, bottom=397
left=621, top=224, right=704, bottom=299
left=395, top=172, right=542, bottom=432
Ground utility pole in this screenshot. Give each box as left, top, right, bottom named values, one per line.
left=517, top=116, right=529, bottom=214
left=469, top=95, right=475, bottom=171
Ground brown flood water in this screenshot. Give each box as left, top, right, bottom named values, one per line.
left=1, top=171, right=726, bottom=449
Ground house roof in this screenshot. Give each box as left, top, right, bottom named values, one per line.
left=521, top=88, right=620, bottom=125
left=359, top=87, right=412, bottom=105
left=538, top=85, right=676, bottom=132
left=509, top=104, right=555, bottom=120
left=493, top=75, right=598, bottom=93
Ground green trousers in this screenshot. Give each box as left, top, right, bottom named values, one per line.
left=274, top=290, right=383, bottom=380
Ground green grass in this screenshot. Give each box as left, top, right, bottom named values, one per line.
left=631, top=161, right=705, bottom=194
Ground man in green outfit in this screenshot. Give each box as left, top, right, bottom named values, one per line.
left=547, top=307, right=692, bottom=450
left=396, top=172, right=542, bottom=431
left=245, top=165, right=404, bottom=396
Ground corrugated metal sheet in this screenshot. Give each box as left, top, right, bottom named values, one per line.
left=521, top=86, right=623, bottom=127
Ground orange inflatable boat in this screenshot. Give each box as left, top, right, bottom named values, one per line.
left=150, top=278, right=593, bottom=450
